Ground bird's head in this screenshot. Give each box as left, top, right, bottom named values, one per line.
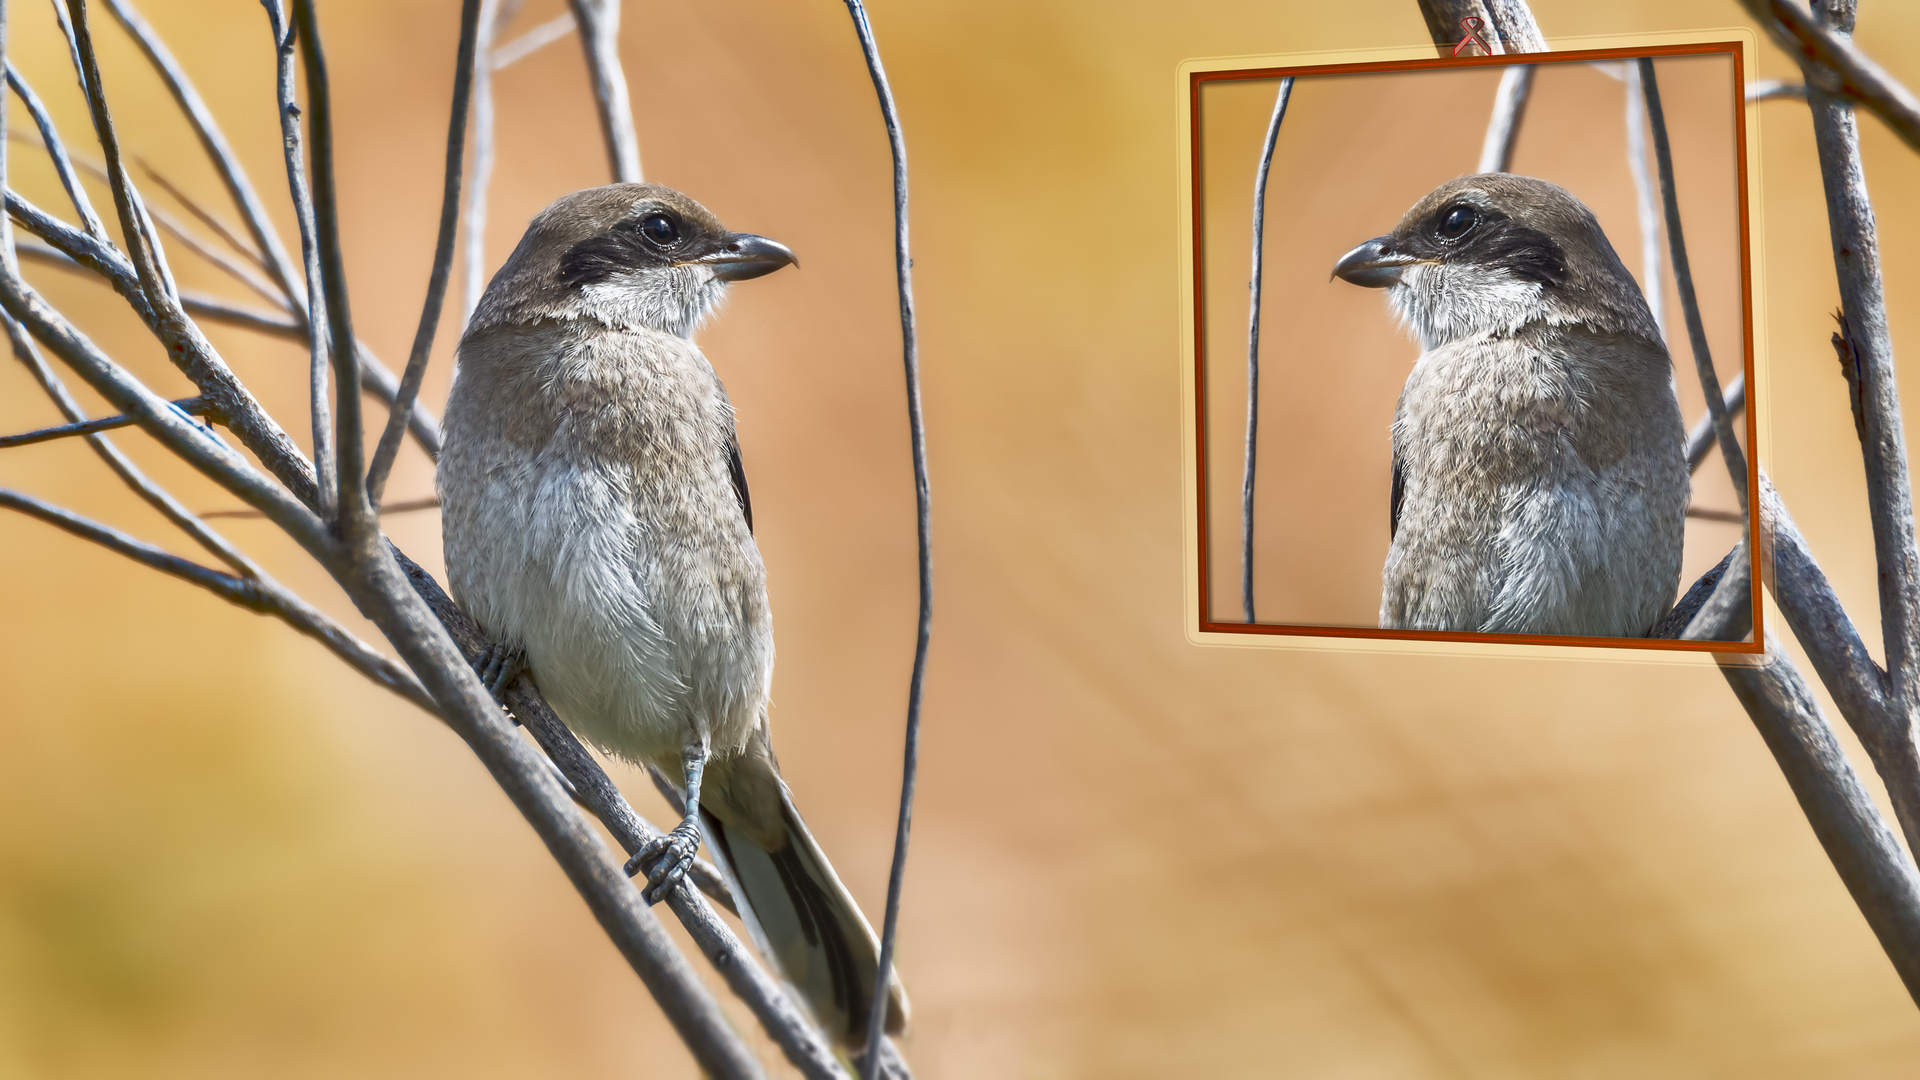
left=1332, top=174, right=1656, bottom=351
left=469, top=183, right=796, bottom=338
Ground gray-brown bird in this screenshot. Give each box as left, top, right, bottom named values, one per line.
left=1333, top=174, right=1687, bottom=637
left=437, top=183, right=907, bottom=1047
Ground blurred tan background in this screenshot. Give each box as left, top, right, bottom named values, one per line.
left=1198, top=53, right=1749, bottom=630
left=1, top=1, right=1917, bottom=1076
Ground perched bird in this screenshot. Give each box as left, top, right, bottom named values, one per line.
left=1332, top=174, right=1687, bottom=637
left=437, top=183, right=907, bottom=1047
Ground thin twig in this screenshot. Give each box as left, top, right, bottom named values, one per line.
left=261, top=1, right=337, bottom=519
left=1624, top=60, right=1664, bottom=336
left=4, top=64, right=106, bottom=238
left=137, top=159, right=275, bottom=280
left=0, top=394, right=208, bottom=449
left=1243, top=78, right=1291, bottom=624
left=843, top=4, right=925, bottom=1075
left=1735, top=0, right=1920, bottom=156
left=1477, top=64, right=1535, bottom=172
left=1747, top=78, right=1808, bottom=103
left=493, top=11, right=574, bottom=70
left=566, top=0, right=641, bottom=182
left=1686, top=372, right=1745, bottom=471
left=365, top=0, right=482, bottom=507
left=1640, top=58, right=1748, bottom=513
left=461, top=0, right=503, bottom=325
left=63, top=0, right=174, bottom=308
left=9, top=130, right=289, bottom=310
left=288, top=0, right=373, bottom=533
left=0, top=487, right=434, bottom=711
left=201, top=494, right=437, bottom=520
left=103, top=0, right=304, bottom=301
left=1681, top=536, right=1751, bottom=641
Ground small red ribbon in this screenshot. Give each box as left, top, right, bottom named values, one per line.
left=1454, top=16, right=1492, bottom=57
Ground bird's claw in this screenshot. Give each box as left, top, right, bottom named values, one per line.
left=473, top=643, right=526, bottom=703
left=626, top=823, right=700, bottom=905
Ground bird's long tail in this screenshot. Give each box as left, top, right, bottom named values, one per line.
left=697, top=752, right=908, bottom=1049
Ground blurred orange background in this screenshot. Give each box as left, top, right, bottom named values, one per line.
left=2, top=1, right=1919, bottom=1077
left=1197, top=51, right=1749, bottom=631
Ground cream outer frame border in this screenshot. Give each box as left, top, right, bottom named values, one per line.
left=1175, top=28, right=1770, bottom=667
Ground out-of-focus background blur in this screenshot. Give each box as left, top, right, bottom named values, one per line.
left=1198, top=53, right=1749, bottom=630
left=1, top=1, right=1917, bottom=1076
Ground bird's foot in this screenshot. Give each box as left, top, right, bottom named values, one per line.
left=472, top=643, right=526, bottom=703
left=626, top=820, right=701, bottom=905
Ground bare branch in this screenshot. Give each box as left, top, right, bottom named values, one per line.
left=843, top=4, right=927, bottom=1075
left=1477, top=64, right=1535, bottom=173
left=178, top=289, right=303, bottom=335
left=1799, top=3, right=1920, bottom=719
left=460, top=0, right=503, bottom=325
left=4, top=64, right=106, bottom=238
left=0, top=486, right=431, bottom=711
left=102, top=0, right=304, bottom=301
left=1747, top=78, right=1808, bottom=103
left=493, top=11, right=574, bottom=70
left=1641, top=58, right=1748, bottom=513
left=136, top=159, right=276, bottom=280
left=1681, top=537, right=1752, bottom=641
left=1624, top=61, right=1664, bottom=335
left=1687, top=372, right=1746, bottom=472
left=566, top=0, right=641, bottom=182
left=287, top=0, right=376, bottom=535
left=1735, top=0, right=1920, bottom=156
left=365, top=0, right=482, bottom=507
left=1412, top=0, right=1545, bottom=54
left=260, top=1, right=338, bottom=518
left=1242, top=78, right=1292, bottom=624
left=64, top=0, right=176, bottom=307
left=1719, top=648, right=1920, bottom=1005
left=0, top=394, right=208, bottom=449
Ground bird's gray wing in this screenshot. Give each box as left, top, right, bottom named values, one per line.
left=727, top=432, right=754, bottom=534
left=1389, top=451, right=1405, bottom=540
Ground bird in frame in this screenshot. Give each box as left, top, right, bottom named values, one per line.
left=1333, top=173, right=1688, bottom=637
left=437, top=182, right=907, bottom=1048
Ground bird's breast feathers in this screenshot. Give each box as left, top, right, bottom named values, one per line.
left=440, top=324, right=773, bottom=764
left=1382, top=329, right=1686, bottom=637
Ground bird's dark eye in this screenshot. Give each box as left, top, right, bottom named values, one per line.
left=1436, top=205, right=1477, bottom=241
left=639, top=212, right=680, bottom=246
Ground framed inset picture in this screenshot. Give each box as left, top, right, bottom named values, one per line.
left=1177, top=30, right=1765, bottom=659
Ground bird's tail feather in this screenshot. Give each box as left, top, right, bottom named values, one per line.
left=700, top=786, right=909, bottom=1048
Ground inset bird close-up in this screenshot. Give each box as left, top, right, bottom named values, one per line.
left=1333, top=173, right=1688, bottom=638
left=436, top=183, right=907, bottom=1049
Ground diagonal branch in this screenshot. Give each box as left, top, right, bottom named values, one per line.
left=103, top=0, right=304, bottom=302
left=365, top=0, right=481, bottom=507
left=1641, top=58, right=1748, bottom=512
left=4, top=64, right=106, bottom=239
left=1719, top=647, right=1920, bottom=1005
left=566, top=0, right=641, bottom=182
left=0, top=394, right=208, bottom=449
left=1735, top=0, right=1920, bottom=156
left=0, top=487, right=431, bottom=711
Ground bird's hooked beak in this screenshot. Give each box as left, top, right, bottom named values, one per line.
left=1333, top=236, right=1423, bottom=289
left=691, top=233, right=798, bottom=282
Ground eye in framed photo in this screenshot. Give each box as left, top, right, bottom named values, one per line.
left=1176, top=31, right=1765, bottom=659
